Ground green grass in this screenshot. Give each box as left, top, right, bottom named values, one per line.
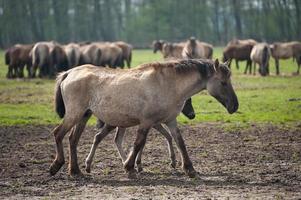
left=0, top=48, right=300, bottom=126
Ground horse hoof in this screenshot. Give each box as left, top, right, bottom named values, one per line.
left=85, top=166, right=91, bottom=173
left=127, top=169, right=137, bottom=179
left=184, top=167, right=197, bottom=178
left=69, top=170, right=84, bottom=178
left=170, top=161, right=177, bottom=169
left=137, top=165, right=143, bottom=173
left=49, top=161, right=64, bottom=176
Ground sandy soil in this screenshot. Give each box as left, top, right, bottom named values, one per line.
left=0, top=123, right=300, bottom=199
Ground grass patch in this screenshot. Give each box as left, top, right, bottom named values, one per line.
left=0, top=48, right=300, bottom=126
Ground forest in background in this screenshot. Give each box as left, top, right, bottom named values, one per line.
left=0, top=0, right=300, bottom=48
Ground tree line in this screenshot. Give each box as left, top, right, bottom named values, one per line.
left=0, top=0, right=300, bottom=48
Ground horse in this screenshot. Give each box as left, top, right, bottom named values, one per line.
left=223, top=43, right=253, bottom=73
left=64, top=43, right=81, bottom=68
left=152, top=40, right=165, bottom=53
left=5, top=44, right=33, bottom=78
left=49, top=59, right=238, bottom=178
left=79, top=44, right=102, bottom=66
left=250, top=43, right=270, bottom=76
left=226, top=39, right=257, bottom=70
left=95, top=42, right=124, bottom=68
left=227, top=38, right=257, bottom=47
left=162, top=42, right=185, bottom=58
left=30, top=41, right=68, bottom=78
left=270, top=41, right=301, bottom=75
left=114, top=41, right=133, bottom=68
left=182, top=37, right=213, bottom=59
left=89, top=97, right=195, bottom=173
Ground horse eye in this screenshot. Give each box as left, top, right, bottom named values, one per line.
left=221, top=81, right=227, bottom=86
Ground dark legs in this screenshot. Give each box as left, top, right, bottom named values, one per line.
left=124, top=126, right=150, bottom=177
left=275, top=59, right=280, bottom=75
left=85, top=124, right=116, bottom=173
left=166, top=120, right=196, bottom=178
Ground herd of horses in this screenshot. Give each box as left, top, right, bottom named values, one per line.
left=4, top=38, right=301, bottom=79
left=153, top=38, right=301, bottom=76
left=4, top=41, right=132, bottom=79
left=3, top=37, right=300, bottom=179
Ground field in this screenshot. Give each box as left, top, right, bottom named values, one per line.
left=0, top=48, right=301, bottom=199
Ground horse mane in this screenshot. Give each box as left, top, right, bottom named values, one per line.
left=138, top=59, right=217, bottom=78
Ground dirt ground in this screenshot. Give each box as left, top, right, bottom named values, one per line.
left=0, top=123, right=300, bottom=199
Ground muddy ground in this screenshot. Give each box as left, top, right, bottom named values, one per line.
left=0, top=123, right=300, bottom=199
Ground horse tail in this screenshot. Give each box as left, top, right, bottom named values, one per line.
left=127, top=50, right=132, bottom=68
left=262, top=46, right=269, bottom=68
left=69, top=48, right=76, bottom=68
left=5, top=50, right=10, bottom=65
left=55, top=72, right=68, bottom=118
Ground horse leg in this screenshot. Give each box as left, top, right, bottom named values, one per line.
left=85, top=124, right=116, bottom=173
left=153, top=124, right=176, bottom=168
left=124, top=125, right=150, bottom=178
left=166, top=119, right=196, bottom=178
left=49, top=117, right=79, bottom=176
left=68, top=111, right=92, bottom=176
left=114, top=127, right=127, bottom=163
left=19, top=64, right=25, bottom=78
left=6, top=65, right=13, bottom=79
left=253, top=63, right=256, bottom=75
left=244, top=62, right=248, bottom=74
left=275, top=59, right=280, bottom=75
left=249, top=61, right=252, bottom=74
left=236, top=60, right=239, bottom=70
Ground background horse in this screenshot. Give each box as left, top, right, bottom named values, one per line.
left=270, top=41, right=301, bottom=75
left=250, top=43, right=270, bottom=76
left=50, top=59, right=238, bottom=179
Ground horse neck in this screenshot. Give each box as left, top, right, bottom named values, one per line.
left=174, top=71, right=206, bottom=101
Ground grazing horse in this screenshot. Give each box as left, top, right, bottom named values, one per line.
left=162, top=42, right=185, bottom=58
left=114, top=41, right=133, bottom=68
left=223, top=43, right=253, bottom=73
left=250, top=43, right=270, bottom=76
left=64, top=43, right=81, bottom=68
left=49, top=59, right=238, bottom=178
left=5, top=44, right=33, bottom=78
left=79, top=44, right=102, bottom=66
left=95, top=42, right=124, bottom=68
left=31, top=41, right=68, bottom=78
left=226, top=39, right=257, bottom=70
left=90, top=98, right=195, bottom=173
left=182, top=37, right=213, bottom=59
left=270, top=41, right=301, bottom=75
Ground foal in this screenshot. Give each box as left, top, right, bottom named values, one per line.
left=88, top=98, right=195, bottom=173
left=49, top=59, right=238, bottom=178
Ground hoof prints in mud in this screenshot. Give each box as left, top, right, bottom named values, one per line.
left=0, top=124, right=300, bottom=199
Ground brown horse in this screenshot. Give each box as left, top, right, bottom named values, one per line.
left=30, top=41, right=68, bottom=78
left=250, top=43, right=270, bottom=76
left=152, top=40, right=165, bottom=53
left=270, top=41, right=301, bottom=75
left=79, top=44, right=102, bottom=66
left=162, top=42, right=185, bottom=58
left=64, top=43, right=81, bottom=68
left=182, top=37, right=213, bottom=59
left=95, top=42, right=124, bottom=68
left=5, top=44, right=33, bottom=78
left=49, top=59, right=238, bottom=178
left=89, top=98, right=195, bottom=173
left=223, top=43, right=253, bottom=73
left=114, top=41, right=133, bottom=68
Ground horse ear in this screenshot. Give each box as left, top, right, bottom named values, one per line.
left=214, top=58, right=219, bottom=68
left=224, top=60, right=230, bottom=67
